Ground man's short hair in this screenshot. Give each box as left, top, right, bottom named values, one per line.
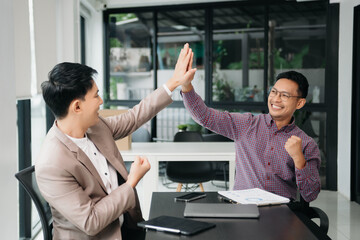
left=41, top=62, right=97, bottom=119
left=276, top=71, right=309, bottom=98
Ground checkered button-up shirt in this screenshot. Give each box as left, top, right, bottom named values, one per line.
left=182, top=89, right=321, bottom=202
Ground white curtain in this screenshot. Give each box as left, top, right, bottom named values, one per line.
left=14, top=0, right=32, bottom=98
left=14, top=0, right=78, bottom=99
left=33, top=0, right=57, bottom=96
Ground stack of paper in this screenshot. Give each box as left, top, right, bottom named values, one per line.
left=218, top=188, right=290, bottom=206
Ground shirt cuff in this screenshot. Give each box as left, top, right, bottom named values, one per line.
left=162, top=84, right=172, bottom=97
left=295, top=163, right=311, bottom=181
left=180, top=88, right=195, bottom=98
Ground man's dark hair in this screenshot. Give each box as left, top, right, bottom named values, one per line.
left=275, top=71, right=309, bottom=98
left=41, top=62, right=97, bottom=119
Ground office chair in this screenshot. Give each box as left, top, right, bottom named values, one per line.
left=132, top=127, right=151, bottom=142
left=15, top=166, right=53, bottom=240
left=289, top=193, right=330, bottom=239
left=300, top=195, right=329, bottom=234
left=202, top=133, right=232, bottom=189
left=166, top=131, right=216, bottom=192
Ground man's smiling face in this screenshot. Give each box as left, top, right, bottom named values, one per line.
left=268, top=78, right=305, bottom=124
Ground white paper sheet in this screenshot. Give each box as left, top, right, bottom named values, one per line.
left=218, top=188, right=290, bottom=206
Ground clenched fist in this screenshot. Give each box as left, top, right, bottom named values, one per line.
left=284, top=136, right=306, bottom=169
left=126, top=156, right=151, bottom=188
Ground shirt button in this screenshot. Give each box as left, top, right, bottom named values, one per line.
left=267, top=176, right=270, bottom=180
left=268, top=162, right=270, bottom=165
left=105, top=172, right=108, bottom=175
left=270, top=147, right=274, bottom=150
left=94, top=152, right=97, bottom=155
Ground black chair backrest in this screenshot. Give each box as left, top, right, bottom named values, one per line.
left=174, top=131, right=203, bottom=142
left=15, top=166, right=53, bottom=240
left=132, top=127, right=152, bottom=142
left=167, top=131, right=216, bottom=185
left=202, top=133, right=232, bottom=142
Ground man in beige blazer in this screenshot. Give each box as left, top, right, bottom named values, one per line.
left=35, top=44, right=196, bottom=239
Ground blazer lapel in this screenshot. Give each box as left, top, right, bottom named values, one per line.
left=87, top=133, right=129, bottom=182
left=52, top=123, right=108, bottom=193
left=76, top=150, right=108, bottom=193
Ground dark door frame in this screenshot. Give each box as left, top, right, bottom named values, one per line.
left=17, top=100, right=32, bottom=239
left=351, top=4, right=360, bottom=203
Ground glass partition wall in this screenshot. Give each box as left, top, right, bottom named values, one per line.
left=268, top=4, right=327, bottom=103
left=104, top=0, right=337, bottom=190
left=156, top=10, right=206, bottom=138
left=157, top=9, right=206, bottom=101
left=212, top=6, right=266, bottom=103
left=108, top=12, right=154, bottom=102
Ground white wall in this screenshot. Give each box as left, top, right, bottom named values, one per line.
left=56, top=0, right=79, bottom=63
left=31, top=0, right=104, bottom=90
left=14, top=0, right=32, bottom=98
left=0, top=0, right=19, bottom=239
left=80, top=1, right=104, bottom=98
left=331, top=0, right=360, bottom=199
left=34, top=0, right=58, bottom=92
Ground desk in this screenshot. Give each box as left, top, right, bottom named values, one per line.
left=145, top=192, right=318, bottom=240
left=121, top=142, right=235, bottom=218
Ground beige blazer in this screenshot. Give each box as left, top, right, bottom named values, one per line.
left=35, top=87, right=172, bottom=240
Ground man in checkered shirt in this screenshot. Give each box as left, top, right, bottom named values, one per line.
left=181, top=49, right=320, bottom=202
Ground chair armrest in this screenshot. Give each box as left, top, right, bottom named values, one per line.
left=288, top=201, right=330, bottom=236
left=307, top=206, right=329, bottom=234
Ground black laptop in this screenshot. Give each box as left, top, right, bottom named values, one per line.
left=137, top=215, right=216, bottom=235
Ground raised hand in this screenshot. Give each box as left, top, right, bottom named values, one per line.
left=166, top=43, right=197, bottom=91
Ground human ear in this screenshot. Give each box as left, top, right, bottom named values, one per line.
left=69, top=99, right=81, bottom=114
left=296, top=98, right=306, bottom=110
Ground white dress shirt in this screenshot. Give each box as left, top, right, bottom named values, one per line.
left=67, top=134, right=124, bottom=226
left=163, top=84, right=172, bottom=97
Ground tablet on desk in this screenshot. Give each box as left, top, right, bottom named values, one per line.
left=184, top=203, right=260, bottom=218
left=137, top=215, right=216, bottom=235
left=174, top=192, right=206, bottom=202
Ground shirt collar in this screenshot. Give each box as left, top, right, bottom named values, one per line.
left=265, top=113, right=296, bottom=132
left=66, top=133, right=89, bottom=149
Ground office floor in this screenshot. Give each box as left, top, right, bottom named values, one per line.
left=310, top=190, right=360, bottom=240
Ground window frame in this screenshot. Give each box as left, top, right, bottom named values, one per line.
left=102, top=0, right=338, bottom=190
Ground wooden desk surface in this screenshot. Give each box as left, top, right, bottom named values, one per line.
left=145, top=192, right=317, bottom=240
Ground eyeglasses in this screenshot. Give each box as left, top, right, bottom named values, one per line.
left=269, top=88, right=302, bottom=102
